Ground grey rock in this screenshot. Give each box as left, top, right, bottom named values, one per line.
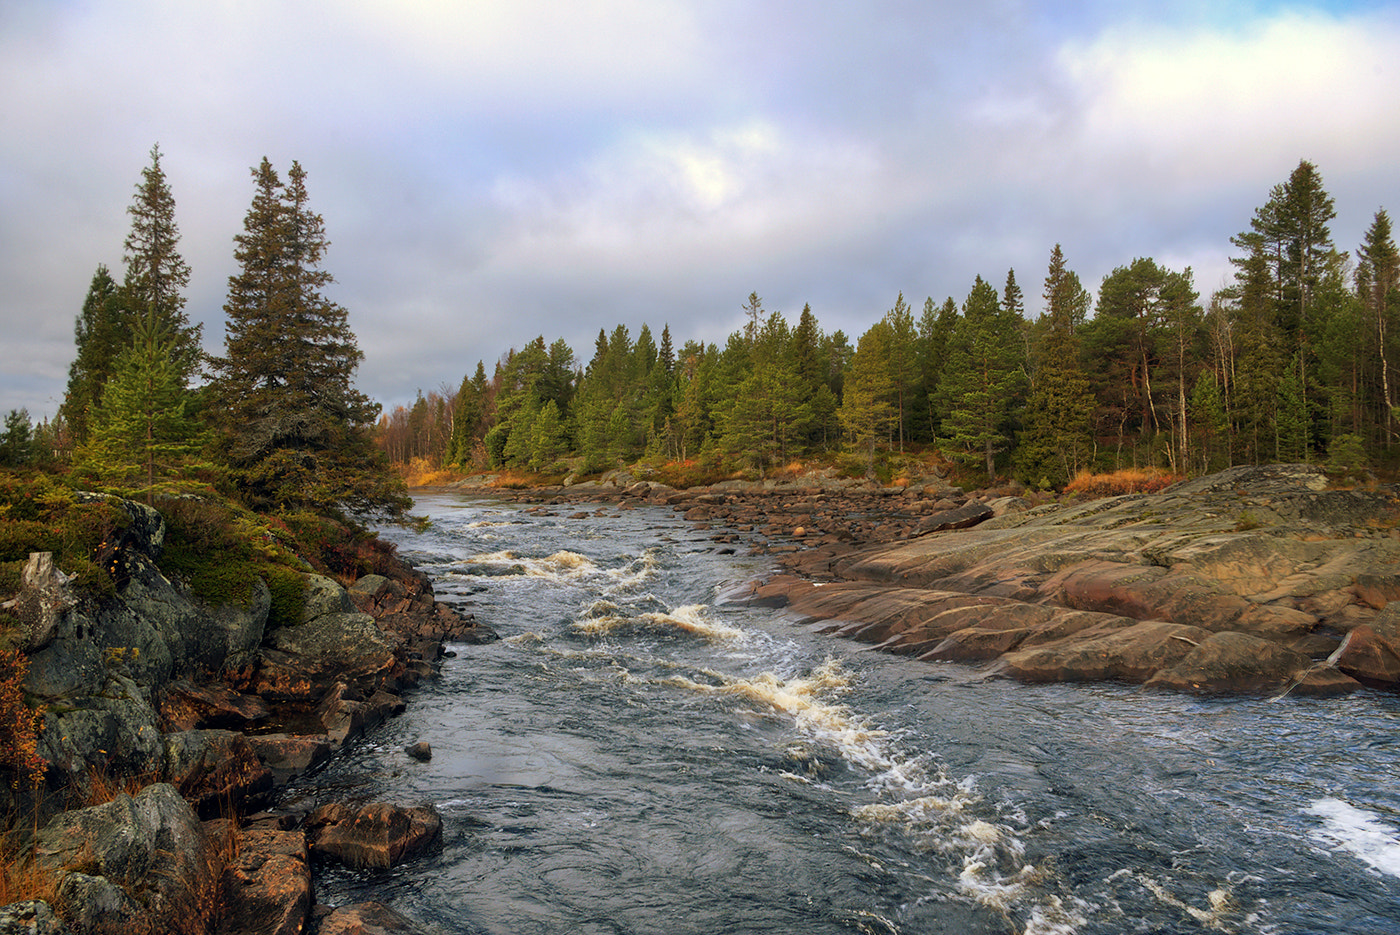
left=304, top=574, right=354, bottom=621
left=0, top=900, right=69, bottom=935
left=34, top=783, right=220, bottom=935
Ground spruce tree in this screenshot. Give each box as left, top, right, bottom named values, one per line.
left=61, top=265, right=129, bottom=447
left=74, top=312, right=205, bottom=502
left=122, top=144, right=201, bottom=379
left=883, top=294, right=918, bottom=451
left=211, top=158, right=406, bottom=522
left=1017, top=246, right=1096, bottom=488
left=937, top=276, right=1027, bottom=482
left=839, top=322, right=896, bottom=478
left=0, top=410, right=33, bottom=468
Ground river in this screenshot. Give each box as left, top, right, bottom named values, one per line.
left=286, top=491, right=1400, bottom=934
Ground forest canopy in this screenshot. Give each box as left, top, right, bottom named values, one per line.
left=380, top=159, right=1395, bottom=487
left=6, top=153, right=1393, bottom=497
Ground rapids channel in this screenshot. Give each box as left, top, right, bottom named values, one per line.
left=285, top=491, right=1400, bottom=934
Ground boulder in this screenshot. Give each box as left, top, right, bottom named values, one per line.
left=246, top=734, right=334, bottom=786
left=304, top=802, right=442, bottom=870
left=209, top=820, right=310, bottom=935
left=314, top=901, right=436, bottom=935
left=304, top=575, right=355, bottom=620
left=157, top=680, right=270, bottom=732
left=38, top=673, right=165, bottom=780
left=162, top=730, right=274, bottom=818
left=33, top=783, right=221, bottom=935
left=248, top=612, right=396, bottom=703
left=913, top=502, right=993, bottom=536
left=1332, top=605, right=1400, bottom=686
left=0, top=900, right=68, bottom=935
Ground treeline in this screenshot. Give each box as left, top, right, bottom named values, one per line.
left=378, top=159, right=1394, bottom=487
left=2, top=146, right=407, bottom=525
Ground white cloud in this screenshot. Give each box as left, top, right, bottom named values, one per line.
left=1058, top=9, right=1400, bottom=183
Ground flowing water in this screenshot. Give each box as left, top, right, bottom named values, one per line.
left=287, top=491, right=1400, bottom=934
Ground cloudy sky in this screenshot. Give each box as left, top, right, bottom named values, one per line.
left=3, top=0, right=1398, bottom=421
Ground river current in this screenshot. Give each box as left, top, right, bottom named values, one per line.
left=287, top=491, right=1400, bottom=934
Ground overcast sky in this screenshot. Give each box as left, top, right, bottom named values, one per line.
left=3, top=0, right=1398, bottom=421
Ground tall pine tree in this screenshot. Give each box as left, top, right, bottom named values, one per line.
left=211, top=158, right=407, bottom=522
left=1016, top=245, right=1096, bottom=487
left=122, top=144, right=202, bottom=379
left=937, top=276, right=1027, bottom=481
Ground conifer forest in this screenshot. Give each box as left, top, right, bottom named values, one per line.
left=5, top=151, right=1395, bottom=502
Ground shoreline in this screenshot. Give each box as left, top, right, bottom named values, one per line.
left=414, top=463, right=1400, bottom=698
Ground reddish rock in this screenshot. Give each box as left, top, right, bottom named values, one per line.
left=998, top=621, right=1212, bottom=684
left=305, top=802, right=442, bottom=870
left=163, top=730, right=275, bottom=818
left=314, top=901, right=435, bottom=935
left=1143, top=631, right=1330, bottom=694
left=913, top=502, right=993, bottom=535
left=1332, top=608, right=1400, bottom=686
left=157, top=680, right=270, bottom=732
left=210, top=821, right=310, bottom=935
left=246, top=734, right=334, bottom=786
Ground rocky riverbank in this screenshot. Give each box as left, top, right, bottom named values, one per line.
left=2, top=496, right=496, bottom=935
left=460, top=463, right=1400, bottom=697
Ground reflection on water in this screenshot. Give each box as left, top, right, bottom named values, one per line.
left=283, top=492, right=1400, bottom=935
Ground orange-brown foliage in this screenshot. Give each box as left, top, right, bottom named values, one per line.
left=1063, top=468, right=1182, bottom=500
left=0, top=648, right=45, bottom=789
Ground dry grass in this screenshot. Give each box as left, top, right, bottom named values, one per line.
left=0, top=823, right=63, bottom=908
left=1063, top=468, right=1183, bottom=500
left=398, top=458, right=467, bottom=488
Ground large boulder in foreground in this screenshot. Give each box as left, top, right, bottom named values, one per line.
left=209, top=820, right=311, bottom=935
left=33, top=783, right=221, bottom=935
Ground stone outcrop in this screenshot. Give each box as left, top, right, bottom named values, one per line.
left=714, top=465, right=1400, bottom=696
left=32, top=783, right=222, bottom=935
left=209, top=818, right=311, bottom=935
left=3, top=492, right=490, bottom=933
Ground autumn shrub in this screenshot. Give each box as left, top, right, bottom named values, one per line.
left=398, top=457, right=463, bottom=488
left=0, top=828, right=61, bottom=910
left=274, top=510, right=400, bottom=585
left=0, top=648, right=45, bottom=789
left=649, top=458, right=732, bottom=489
left=1063, top=468, right=1183, bottom=500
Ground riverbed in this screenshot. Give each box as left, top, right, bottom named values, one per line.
left=285, top=491, right=1400, bottom=934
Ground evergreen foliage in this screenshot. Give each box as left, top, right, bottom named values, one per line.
left=937, top=276, right=1027, bottom=481
left=61, top=265, right=129, bottom=447
left=72, top=311, right=206, bottom=503
left=0, top=411, right=32, bottom=469
left=1017, top=246, right=1096, bottom=487
left=210, top=158, right=407, bottom=523
left=121, top=144, right=202, bottom=380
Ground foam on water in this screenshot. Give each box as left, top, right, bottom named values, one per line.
left=572, top=603, right=748, bottom=642
left=1305, top=797, right=1400, bottom=878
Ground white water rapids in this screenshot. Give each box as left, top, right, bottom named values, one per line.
left=282, top=492, right=1400, bottom=934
